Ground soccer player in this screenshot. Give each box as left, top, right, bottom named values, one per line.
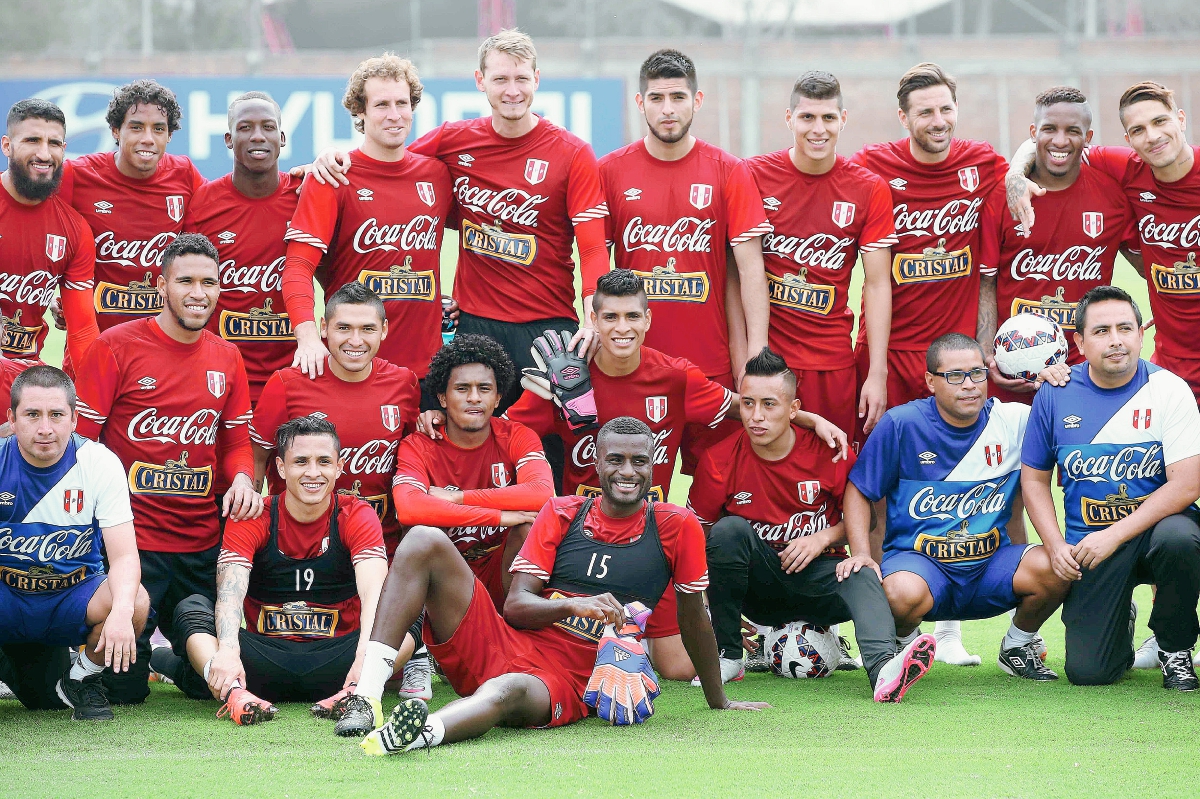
left=337, top=416, right=767, bottom=753
left=0, top=100, right=99, bottom=366
left=0, top=366, right=150, bottom=720
left=312, top=29, right=609, bottom=409
left=979, top=87, right=1134, bottom=403
left=251, top=282, right=420, bottom=556
left=392, top=334, right=553, bottom=610
left=73, top=233, right=262, bottom=705
left=598, top=49, right=770, bottom=470
left=845, top=333, right=1070, bottom=681
left=690, top=348, right=936, bottom=701
left=745, top=71, right=896, bottom=439
left=184, top=91, right=300, bottom=404
left=155, top=416, right=388, bottom=721
left=851, top=63, right=1008, bottom=664
left=1021, top=286, right=1200, bottom=688
left=283, top=55, right=451, bottom=383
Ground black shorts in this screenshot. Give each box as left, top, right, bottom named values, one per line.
left=456, top=312, right=579, bottom=412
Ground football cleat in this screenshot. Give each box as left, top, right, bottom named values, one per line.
left=744, top=635, right=770, bottom=673
left=874, top=633, right=936, bottom=703
left=836, top=635, right=863, bottom=671
left=1134, top=635, right=1161, bottom=669
left=690, top=657, right=744, bottom=687
left=0, top=681, right=15, bottom=700
left=361, top=699, right=433, bottom=756
left=334, top=693, right=383, bottom=737
left=311, top=685, right=355, bottom=719
left=55, top=667, right=113, bottom=721
left=1159, top=650, right=1199, bottom=692
left=933, top=620, right=981, bottom=666
left=998, top=642, right=1059, bottom=680
left=1030, top=633, right=1048, bottom=663
left=148, top=644, right=180, bottom=685
left=398, top=655, right=433, bottom=702
left=216, top=687, right=278, bottom=725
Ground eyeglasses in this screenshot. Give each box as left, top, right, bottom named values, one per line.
left=931, top=368, right=989, bottom=385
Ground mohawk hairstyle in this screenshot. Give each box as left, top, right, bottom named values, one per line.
left=592, top=269, right=647, bottom=312
left=425, top=334, right=516, bottom=398
left=106, top=79, right=182, bottom=134
left=639, top=48, right=698, bottom=95
left=742, top=346, right=797, bottom=397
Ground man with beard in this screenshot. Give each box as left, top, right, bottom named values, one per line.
left=0, top=100, right=99, bottom=366
left=73, top=233, right=262, bottom=705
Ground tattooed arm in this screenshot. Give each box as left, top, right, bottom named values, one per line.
left=207, top=562, right=250, bottom=700
left=1005, top=139, right=1045, bottom=232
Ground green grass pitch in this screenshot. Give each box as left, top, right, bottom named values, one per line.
left=3, top=247, right=1196, bottom=797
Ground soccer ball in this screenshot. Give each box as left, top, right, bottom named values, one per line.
left=766, top=621, right=840, bottom=679
left=993, top=313, right=1068, bottom=381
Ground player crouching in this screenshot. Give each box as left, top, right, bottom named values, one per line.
left=343, top=417, right=767, bottom=755
left=154, top=416, right=389, bottom=724
left=0, top=367, right=150, bottom=720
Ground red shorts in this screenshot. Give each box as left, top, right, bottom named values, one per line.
left=681, top=371, right=739, bottom=476
left=467, top=547, right=507, bottom=611
left=795, top=365, right=857, bottom=443
left=644, top=583, right=679, bottom=639
left=422, top=578, right=586, bottom=728
left=854, top=345, right=930, bottom=444
left=1152, top=349, right=1200, bottom=404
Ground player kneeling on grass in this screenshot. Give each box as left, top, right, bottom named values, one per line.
left=0, top=366, right=150, bottom=720
left=689, top=348, right=933, bottom=701
left=340, top=416, right=767, bottom=754
left=845, top=333, right=1071, bottom=681
left=155, top=416, right=389, bottom=724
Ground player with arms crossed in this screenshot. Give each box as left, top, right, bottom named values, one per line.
left=979, top=87, right=1134, bottom=402
left=155, top=416, right=389, bottom=723
left=339, top=416, right=766, bottom=754
left=393, top=334, right=553, bottom=610
left=1021, top=286, right=1200, bottom=689
left=845, top=334, right=1070, bottom=681
left=852, top=63, right=1008, bottom=664
left=690, top=348, right=935, bottom=700
left=185, top=92, right=300, bottom=404
left=745, top=71, right=896, bottom=439
left=284, top=54, right=451, bottom=384
left=0, top=366, right=150, bottom=720
left=74, top=233, right=262, bottom=705
left=0, top=100, right=99, bottom=367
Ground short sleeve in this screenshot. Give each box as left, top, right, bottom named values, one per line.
left=217, top=514, right=271, bottom=568
left=249, top=372, right=289, bottom=449
left=683, top=363, right=734, bottom=429
left=88, top=444, right=134, bottom=528
left=1021, top=388, right=1057, bottom=471
left=342, top=500, right=387, bottom=563
left=668, top=510, right=710, bottom=594
left=1083, top=146, right=1135, bottom=183
left=859, top=176, right=898, bottom=252
left=407, top=124, right=446, bottom=158
left=830, top=446, right=857, bottom=505
left=509, top=502, right=570, bottom=581
left=685, top=449, right=727, bottom=525
left=1160, top=376, right=1200, bottom=466
left=847, top=411, right=901, bottom=502
left=725, top=160, right=772, bottom=246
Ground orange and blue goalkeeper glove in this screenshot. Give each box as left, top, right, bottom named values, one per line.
left=583, top=601, right=660, bottom=725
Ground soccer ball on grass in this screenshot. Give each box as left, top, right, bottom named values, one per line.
left=767, top=621, right=840, bottom=679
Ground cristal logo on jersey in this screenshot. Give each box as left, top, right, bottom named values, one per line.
left=357, top=255, right=437, bottom=303
left=689, top=183, right=712, bottom=210
left=220, top=298, right=294, bottom=343
left=207, top=371, right=226, bottom=399
left=380, top=404, right=401, bottom=433
left=958, top=167, right=979, bottom=192
left=165, top=195, right=185, bottom=223
left=491, top=463, right=510, bottom=488
left=646, top=396, right=668, bottom=424
left=1133, top=409, right=1152, bottom=430
left=257, top=602, right=339, bottom=638
left=1150, top=252, right=1200, bottom=296
left=1082, top=212, right=1104, bottom=239
left=1, top=562, right=90, bottom=593
left=797, top=480, right=821, bottom=505
left=338, top=478, right=389, bottom=520
left=984, top=443, right=1003, bottom=467
left=1080, top=483, right=1147, bottom=527
left=1009, top=288, right=1078, bottom=331
left=45, top=234, right=67, bottom=263
left=914, top=520, right=1000, bottom=563
left=892, top=238, right=972, bottom=285
left=767, top=268, right=835, bottom=316
left=128, top=451, right=213, bottom=497
left=524, top=159, right=549, bottom=185
left=93, top=270, right=164, bottom=316
left=831, top=202, right=855, bottom=229
left=2, top=308, right=44, bottom=357
left=634, top=258, right=710, bottom=304
left=416, top=182, right=436, bottom=207
left=63, top=489, right=84, bottom=515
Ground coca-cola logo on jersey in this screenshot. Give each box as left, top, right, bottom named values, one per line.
left=127, top=408, right=219, bottom=445
left=352, top=217, right=441, bottom=255
left=220, top=256, right=284, bottom=293
left=341, top=440, right=399, bottom=475
left=94, top=231, right=175, bottom=268
left=621, top=217, right=715, bottom=254
left=750, top=503, right=831, bottom=544
left=1138, top=213, right=1200, bottom=249
left=762, top=232, right=854, bottom=270
left=1010, top=245, right=1106, bottom=282
left=571, top=428, right=671, bottom=469
left=893, top=198, right=983, bottom=238
left=0, top=270, right=60, bottom=308
left=453, top=177, right=545, bottom=226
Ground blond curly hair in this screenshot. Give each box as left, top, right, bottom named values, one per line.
left=343, top=53, right=423, bottom=133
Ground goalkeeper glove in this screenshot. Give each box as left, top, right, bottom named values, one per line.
left=520, top=330, right=598, bottom=434
left=583, top=602, right=660, bottom=725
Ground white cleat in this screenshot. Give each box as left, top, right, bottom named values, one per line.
left=691, top=656, right=744, bottom=686
left=1133, top=635, right=1161, bottom=669
left=397, top=655, right=433, bottom=702
left=933, top=620, right=981, bottom=666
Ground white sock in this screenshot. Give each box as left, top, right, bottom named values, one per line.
left=355, top=641, right=399, bottom=702
left=200, top=659, right=241, bottom=692
left=69, top=650, right=104, bottom=680
left=404, top=714, right=445, bottom=751
left=1002, top=623, right=1037, bottom=651
left=934, top=620, right=961, bottom=639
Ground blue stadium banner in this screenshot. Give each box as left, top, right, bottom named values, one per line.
left=0, top=77, right=626, bottom=178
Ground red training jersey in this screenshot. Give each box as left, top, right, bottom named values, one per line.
left=745, top=152, right=897, bottom=371
left=1083, top=145, right=1200, bottom=363
left=509, top=495, right=708, bottom=685
left=851, top=139, right=1007, bottom=350
left=506, top=347, right=732, bottom=499
left=0, top=357, right=42, bottom=399
left=250, top=357, right=420, bottom=551
left=687, top=426, right=855, bottom=558
left=283, top=150, right=450, bottom=377
left=60, top=153, right=206, bottom=330
left=0, top=187, right=97, bottom=359
left=74, top=318, right=254, bottom=552
left=185, top=173, right=300, bottom=403
left=409, top=116, right=608, bottom=323
left=218, top=494, right=386, bottom=640
left=599, top=139, right=771, bottom=378
left=988, top=163, right=1134, bottom=364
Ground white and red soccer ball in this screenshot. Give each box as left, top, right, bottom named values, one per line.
left=767, top=621, right=840, bottom=679
left=993, top=313, right=1068, bottom=382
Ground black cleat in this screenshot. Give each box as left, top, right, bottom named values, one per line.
left=1159, top=650, right=1199, bottom=692
left=56, top=667, right=114, bottom=721
left=998, top=642, right=1059, bottom=680
left=334, top=693, right=381, bottom=737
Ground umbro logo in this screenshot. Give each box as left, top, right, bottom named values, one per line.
left=890, top=178, right=908, bottom=191
left=0, top=492, right=12, bottom=506
left=763, top=197, right=781, bottom=211
left=138, top=377, right=156, bottom=391
left=93, top=200, right=113, bottom=214
left=1063, top=415, right=1082, bottom=429
left=308, top=411, right=328, bottom=420
left=733, top=491, right=753, bottom=505
left=357, top=188, right=374, bottom=201
left=918, top=451, right=937, bottom=465
left=1140, top=191, right=1157, bottom=202
left=217, top=231, right=236, bottom=244
left=458, top=154, right=475, bottom=167
left=624, top=188, right=642, bottom=201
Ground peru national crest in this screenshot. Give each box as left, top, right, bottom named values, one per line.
left=206, top=370, right=226, bottom=399
left=64, top=489, right=84, bottom=514
left=689, top=183, right=713, bottom=210
left=797, top=480, right=821, bottom=505
left=492, top=462, right=510, bottom=487
left=831, top=202, right=855, bottom=229
left=958, top=166, right=979, bottom=193
left=45, top=234, right=66, bottom=263
left=166, top=195, right=185, bottom=223
left=416, top=182, right=436, bottom=207
left=984, top=443, right=1003, bottom=467
left=524, top=159, right=549, bottom=185
left=1082, top=211, right=1104, bottom=240
left=646, top=396, right=667, bottom=424
left=380, top=404, right=401, bottom=432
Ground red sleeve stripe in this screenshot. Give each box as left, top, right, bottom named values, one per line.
left=64, top=280, right=95, bottom=290
left=217, top=550, right=253, bottom=568
left=675, top=573, right=710, bottom=593
left=730, top=222, right=774, bottom=246
left=509, top=555, right=550, bottom=580
left=352, top=547, right=387, bottom=564
left=392, top=474, right=428, bottom=490
left=282, top=228, right=329, bottom=253
left=516, top=453, right=547, bottom=468
left=249, top=425, right=274, bottom=448
left=76, top=401, right=106, bottom=425
left=571, top=203, right=609, bottom=224
left=859, top=235, right=900, bottom=253
left=709, top=389, right=733, bottom=429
